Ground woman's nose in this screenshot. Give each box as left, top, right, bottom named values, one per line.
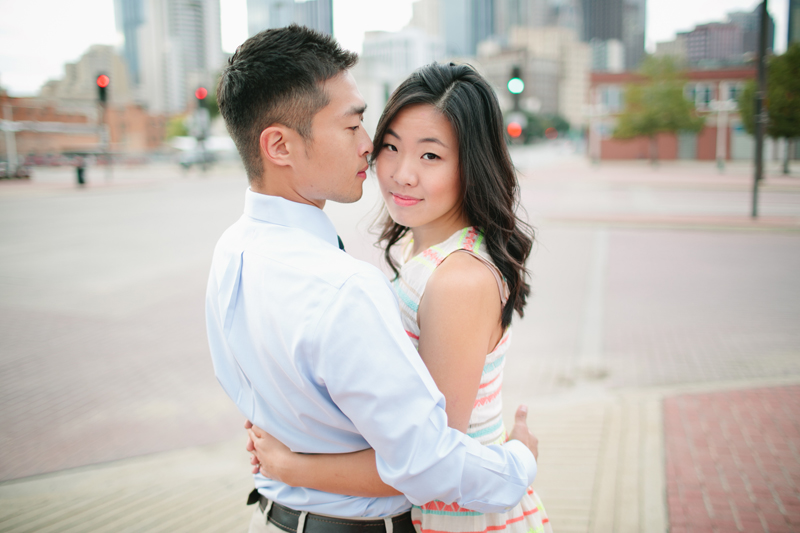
left=393, top=158, right=417, bottom=187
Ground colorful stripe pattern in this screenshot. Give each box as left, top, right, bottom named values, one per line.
left=391, top=227, right=552, bottom=533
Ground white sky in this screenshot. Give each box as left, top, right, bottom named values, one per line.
left=0, top=0, right=790, bottom=96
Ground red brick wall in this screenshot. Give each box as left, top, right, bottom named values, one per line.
left=697, top=126, right=717, bottom=160
left=601, top=133, right=679, bottom=160
left=600, top=127, right=737, bottom=161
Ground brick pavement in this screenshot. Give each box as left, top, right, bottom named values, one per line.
left=664, top=386, right=800, bottom=533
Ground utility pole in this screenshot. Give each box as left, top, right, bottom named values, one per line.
left=752, top=0, right=769, bottom=218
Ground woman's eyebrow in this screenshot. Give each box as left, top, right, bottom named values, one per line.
left=385, top=128, right=400, bottom=140
left=420, top=137, right=446, bottom=147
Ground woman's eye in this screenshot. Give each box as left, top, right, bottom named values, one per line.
left=382, top=143, right=397, bottom=152
left=422, top=153, right=439, bottom=160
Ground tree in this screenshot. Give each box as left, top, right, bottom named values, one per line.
left=166, top=115, right=189, bottom=139
left=613, top=56, right=704, bottom=163
left=738, top=44, right=800, bottom=174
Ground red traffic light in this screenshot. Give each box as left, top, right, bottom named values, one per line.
left=195, top=87, right=208, bottom=100
left=545, top=127, right=558, bottom=140
left=96, top=74, right=110, bottom=88
left=507, top=122, right=523, bottom=138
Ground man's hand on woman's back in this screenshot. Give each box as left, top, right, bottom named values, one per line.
left=508, top=405, right=539, bottom=461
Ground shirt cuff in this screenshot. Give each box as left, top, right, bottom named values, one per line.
left=504, top=439, right=538, bottom=485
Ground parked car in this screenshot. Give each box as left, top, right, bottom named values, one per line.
left=0, top=162, right=32, bottom=179
left=179, top=149, right=216, bottom=170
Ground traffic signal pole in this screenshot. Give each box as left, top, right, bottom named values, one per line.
left=752, top=0, right=769, bottom=218
left=96, top=74, right=112, bottom=182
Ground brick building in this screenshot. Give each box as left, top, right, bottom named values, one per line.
left=1, top=91, right=166, bottom=161
left=589, top=67, right=756, bottom=161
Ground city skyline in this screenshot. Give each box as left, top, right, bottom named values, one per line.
left=0, top=0, right=792, bottom=96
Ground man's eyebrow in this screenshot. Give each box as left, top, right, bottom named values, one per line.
left=345, top=104, right=367, bottom=116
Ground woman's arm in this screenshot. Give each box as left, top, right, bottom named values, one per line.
left=247, top=424, right=401, bottom=497
left=248, top=253, right=503, bottom=496
left=416, top=252, right=504, bottom=433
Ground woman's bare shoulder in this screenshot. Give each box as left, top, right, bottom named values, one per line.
left=425, top=251, right=499, bottom=302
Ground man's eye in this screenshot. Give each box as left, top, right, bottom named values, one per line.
left=350, top=125, right=360, bottom=131
left=422, top=153, right=439, bottom=160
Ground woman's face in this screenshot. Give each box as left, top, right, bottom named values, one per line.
left=375, top=104, right=464, bottom=235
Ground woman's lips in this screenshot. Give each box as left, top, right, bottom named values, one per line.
left=392, top=193, right=421, bottom=207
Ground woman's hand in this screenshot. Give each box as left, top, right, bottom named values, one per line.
left=244, top=420, right=296, bottom=484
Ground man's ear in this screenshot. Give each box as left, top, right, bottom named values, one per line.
left=260, top=125, right=294, bottom=167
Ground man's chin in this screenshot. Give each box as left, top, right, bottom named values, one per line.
left=330, top=188, right=364, bottom=204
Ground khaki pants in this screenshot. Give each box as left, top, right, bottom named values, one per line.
left=249, top=506, right=284, bottom=533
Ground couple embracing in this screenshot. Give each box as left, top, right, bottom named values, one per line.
left=206, top=24, right=553, bottom=533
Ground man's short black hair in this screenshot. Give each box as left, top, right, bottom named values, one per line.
left=217, top=25, right=358, bottom=183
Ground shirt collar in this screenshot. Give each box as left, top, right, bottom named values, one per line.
left=244, top=189, right=339, bottom=248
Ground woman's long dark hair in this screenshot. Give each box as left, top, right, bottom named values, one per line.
left=372, top=62, right=535, bottom=328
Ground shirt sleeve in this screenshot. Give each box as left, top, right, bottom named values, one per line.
left=310, top=269, right=537, bottom=513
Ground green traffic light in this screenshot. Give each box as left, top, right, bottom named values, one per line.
left=507, top=77, right=524, bottom=95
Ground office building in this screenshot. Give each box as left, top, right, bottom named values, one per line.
left=477, top=26, right=590, bottom=128
left=40, top=45, right=133, bottom=106
left=654, top=34, right=687, bottom=61
left=246, top=0, right=333, bottom=37
left=115, top=0, right=224, bottom=113
left=591, top=38, right=624, bottom=72
left=728, top=7, right=775, bottom=56
left=354, top=27, right=445, bottom=134
left=685, top=23, right=743, bottom=64
left=581, top=0, right=645, bottom=70
left=493, top=0, right=582, bottom=43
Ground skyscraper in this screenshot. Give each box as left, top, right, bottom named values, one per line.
left=728, top=7, right=775, bottom=56
left=115, top=0, right=145, bottom=85
left=581, top=0, right=645, bottom=70
left=435, top=0, right=495, bottom=57
left=246, top=0, right=333, bottom=37
left=494, top=0, right=582, bottom=41
left=115, top=0, right=224, bottom=113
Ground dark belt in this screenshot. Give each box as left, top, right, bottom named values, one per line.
left=247, top=489, right=415, bottom=533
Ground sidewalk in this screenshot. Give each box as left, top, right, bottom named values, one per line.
left=1, top=377, right=798, bottom=532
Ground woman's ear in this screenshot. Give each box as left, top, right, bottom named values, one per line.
left=260, top=126, right=292, bottom=167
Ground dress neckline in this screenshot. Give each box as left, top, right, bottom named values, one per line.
left=401, top=226, right=475, bottom=264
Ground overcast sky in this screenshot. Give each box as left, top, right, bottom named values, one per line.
left=0, top=0, right=790, bottom=96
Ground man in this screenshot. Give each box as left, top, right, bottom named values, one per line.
left=206, top=25, right=539, bottom=533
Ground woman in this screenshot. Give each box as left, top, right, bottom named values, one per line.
left=248, top=62, right=552, bottom=533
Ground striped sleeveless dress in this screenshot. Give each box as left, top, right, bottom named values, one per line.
left=392, top=227, right=552, bottom=533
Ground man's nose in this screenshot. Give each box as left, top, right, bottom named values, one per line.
left=360, top=128, right=374, bottom=156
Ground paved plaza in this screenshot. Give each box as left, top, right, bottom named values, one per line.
left=0, top=146, right=799, bottom=532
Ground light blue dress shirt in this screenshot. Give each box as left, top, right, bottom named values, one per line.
left=206, top=190, right=537, bottom=518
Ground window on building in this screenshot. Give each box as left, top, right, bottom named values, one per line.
left=600, top=86, right=623, bottom=112
left=726, top=82, right=744, bottom=102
